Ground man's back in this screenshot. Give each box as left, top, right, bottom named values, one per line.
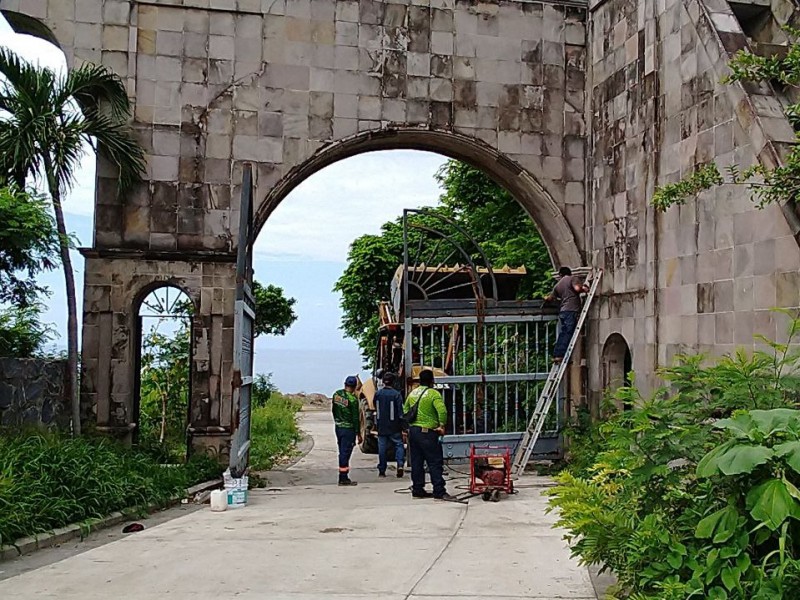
left=375, top=387, right=403, bottom=435
left=554, top=275, right=581, bottom=312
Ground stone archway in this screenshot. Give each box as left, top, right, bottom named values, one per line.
left=255, top=128, right=582, bottom=268
left=2, top=0, right=589, bottom=457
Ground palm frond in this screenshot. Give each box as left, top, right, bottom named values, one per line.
left=60, top=63, right=132, bottom=121
left=80, top=113, right=146, bottom=194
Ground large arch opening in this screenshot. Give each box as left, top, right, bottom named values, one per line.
left=254, top=128, right=582, bottom=269
left=249, top=131, right=585, bottom=465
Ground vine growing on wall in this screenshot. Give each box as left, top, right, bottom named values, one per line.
left=652, top=29, right=800, bottom=211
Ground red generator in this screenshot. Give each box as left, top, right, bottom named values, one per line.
left=469, top=445, right=514, bottom=502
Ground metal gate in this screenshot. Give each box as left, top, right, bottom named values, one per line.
left=229, top=163, right=256, bottom=477
left=399, top=209, right=564, bottom=461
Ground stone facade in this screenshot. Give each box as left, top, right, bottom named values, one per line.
left=586, top=0, right=800, bottom=408
left=3, top=0, right=800, bottom=448
left=0, top=358, right=69, bottom=431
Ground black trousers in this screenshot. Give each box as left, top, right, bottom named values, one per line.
left=408, top=426, right=446, bottom=497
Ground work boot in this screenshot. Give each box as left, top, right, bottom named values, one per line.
left=434, top=493, right=457, bottom=501
left=412, top=490, right=433, bottom=499
left=338, top=478, right=358, bottom=486
left=396, top=467, right=404, bottom=478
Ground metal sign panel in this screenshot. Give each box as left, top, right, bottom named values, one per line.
left=229, top=164, right=255, bottom=478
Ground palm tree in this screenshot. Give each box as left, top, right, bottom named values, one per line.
left=0, top=48, right=146, bottom=435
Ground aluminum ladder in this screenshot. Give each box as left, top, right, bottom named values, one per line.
left=512, top=268, right=603, bottom=477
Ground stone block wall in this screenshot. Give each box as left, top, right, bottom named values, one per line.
left=586, top=0, right=800, bottom=407
left=0, top=358, right=69, bottom=431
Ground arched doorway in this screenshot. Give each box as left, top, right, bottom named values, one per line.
left=134, top=285, right=194, bottom=462
left=601, top=333, right=632, bottom=411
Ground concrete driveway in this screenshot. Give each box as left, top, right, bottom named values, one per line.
left=0, top=410, right=597, bottom=599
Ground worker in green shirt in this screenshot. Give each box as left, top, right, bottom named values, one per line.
left=332, top=376, right=362, bottom=486
left=403, top=369, right=454, bottom=500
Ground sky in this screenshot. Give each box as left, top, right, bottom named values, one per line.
left=0, top=18, right=447, bottom=394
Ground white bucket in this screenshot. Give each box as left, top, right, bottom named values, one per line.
left=210, top=489, right=227, bottom=512
left=224, top=476, right=248, bottom=508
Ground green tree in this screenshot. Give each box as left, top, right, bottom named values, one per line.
left=334, top=160, right=554, bottom=362
left=0, top=49, right=146, bottom=435
left=138, top=320, right=191, bottom=462
left=0, top=304, right=55, bottom=358
left=252, top=281, right=298, bottom=337
left=0, top=186, right=58, bottom=307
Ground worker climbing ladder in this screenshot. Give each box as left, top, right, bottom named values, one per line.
left=512, top=269, right=603, bottom=477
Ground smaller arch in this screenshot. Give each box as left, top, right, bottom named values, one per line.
left=601, top=333, right=632, bottom=410
left=132, top=281, right=198, bottom=317
left=133, top=284, right=195, bottom=461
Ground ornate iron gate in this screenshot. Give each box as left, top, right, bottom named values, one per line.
left=399, top=209, right=564, bottom=461
left=229, top=163, right=256, bottom=477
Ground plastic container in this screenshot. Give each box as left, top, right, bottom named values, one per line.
left=210, top=489, right=227, bottom=512
left=223, top=469, right=248, bottom=508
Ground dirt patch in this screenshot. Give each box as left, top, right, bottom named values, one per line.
left=285, top=393, right=330, bottom=410
left=319, top=527, right=352, bottom=534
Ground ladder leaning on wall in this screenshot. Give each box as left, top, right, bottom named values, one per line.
left=512, top=268, right=603, bottom=477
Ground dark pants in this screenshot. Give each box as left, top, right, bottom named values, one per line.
left=408, top=427, right=446, bottom=497
left=335, top=427, right=356, bottom=481
left=377, top=432, right=405, bottom=474
left=554, top=311, right=578, bottom=359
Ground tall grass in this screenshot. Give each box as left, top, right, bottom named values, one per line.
left=0, top=431, right=220, bottom=546
left=249, top=394, right=303, bottom=471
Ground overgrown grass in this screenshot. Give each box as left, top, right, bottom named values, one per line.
left=249, top=393, right=303, bottom=471
left=0, top=431, right=221, bottom=546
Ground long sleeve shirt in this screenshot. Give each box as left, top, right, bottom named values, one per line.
left=332, top=389, right=360, bottom=430
left=403, top=386, right=447, bottom=430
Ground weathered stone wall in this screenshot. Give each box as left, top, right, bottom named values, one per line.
left=1, top=0, right=590, bottom=452
left=586, top=0, right=800, bottom=407
left=0, top=359, right=69, bottom=431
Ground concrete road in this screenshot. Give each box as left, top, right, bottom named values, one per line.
left=0, top=410, right=597, bottom=599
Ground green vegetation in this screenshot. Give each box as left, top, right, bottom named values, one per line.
left=652, top=30, right=800, bottom=211
left=0, top=185, right=58, bottom=308
left=138, top=318, right=192, bottom=463
left=547, top=313, right=800, bottom=599
left=249, top=393, right=303, bottom=471
left=0, top=305, right=55, bottom=358
left=252, top=282, right=298, bottom=337
left=334, top=160, right=554, bottom=363
left=0, top=431, right=220, bottom=546
left=0, top=48, right=146, bottom=434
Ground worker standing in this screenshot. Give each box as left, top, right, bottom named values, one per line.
left=332, top=376, right=362, bottom=486
left=403, top=369, right=454, bottom=501
left=374, top=371, right=405, bottom=478
left=546, top=267, right=589, bottom=364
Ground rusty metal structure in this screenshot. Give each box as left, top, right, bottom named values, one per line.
left=361, top=209, right=563, bottom=461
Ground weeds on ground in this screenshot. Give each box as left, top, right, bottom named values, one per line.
left=547, top=314, right=800, bottom=599
left=249, top=393, right=303, bottom=471
left=0, top=431, right=221, bottom=546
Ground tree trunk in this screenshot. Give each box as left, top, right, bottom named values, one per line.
left=45, top=158, right=81, bottom=436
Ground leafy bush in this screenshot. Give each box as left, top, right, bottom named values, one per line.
left=0, top=431, right=217, bottom=546
left=547, top=316, right=800, bottom=599
left=249, top=393, right=302, bottom=471
left=252, top=373, right=277, bottom=408
left=0, top=304, right=56, bottom=357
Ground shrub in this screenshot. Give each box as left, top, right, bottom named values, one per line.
left=0, top=431, right=218, bottom=546
left=249, top=393, right=302, bottom=471
left=547, top=316, right=800, bottom=599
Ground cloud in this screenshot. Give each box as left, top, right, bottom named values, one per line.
left=257, top=150, right=447, bottom=262
left=0, top=17, right=97, bottom=219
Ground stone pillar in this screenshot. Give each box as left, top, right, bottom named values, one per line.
left=79, top=251, right=236, bottom=457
